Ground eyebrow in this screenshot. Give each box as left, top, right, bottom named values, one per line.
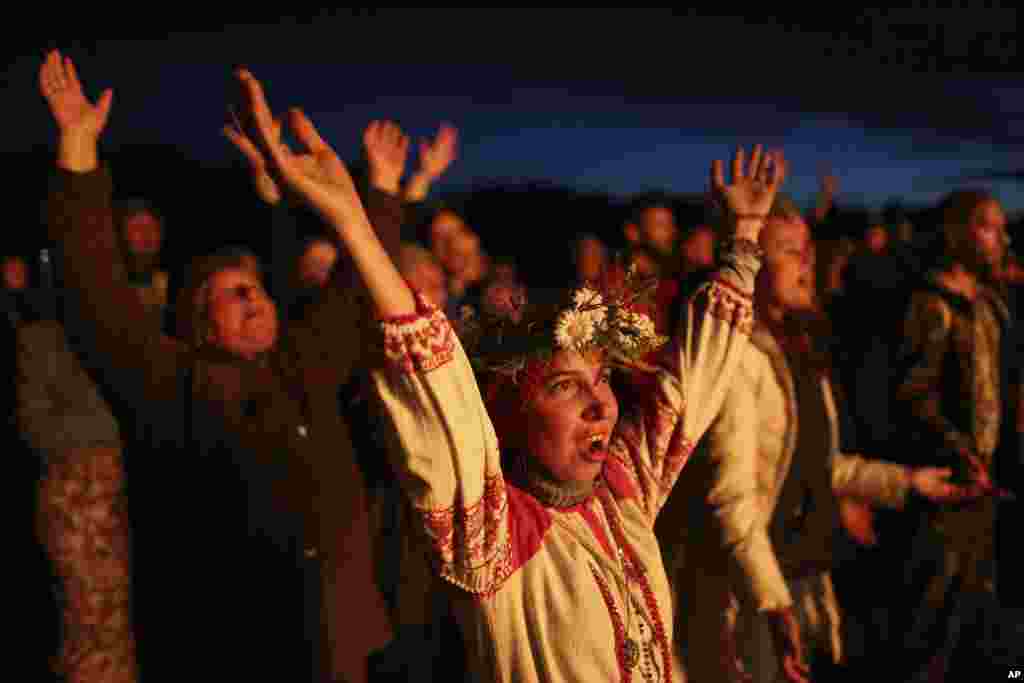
left=543, top=367, right=611, bottom=382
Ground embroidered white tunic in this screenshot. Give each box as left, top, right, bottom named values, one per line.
left=371, top=247, right=761, bottom=682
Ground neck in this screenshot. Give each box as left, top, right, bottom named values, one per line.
left=510, top=451, right=596, bottom=508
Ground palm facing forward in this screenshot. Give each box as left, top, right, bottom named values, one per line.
left=39, top=50, right=112, bottom=140
left=231, top=69, right=365, bottom=228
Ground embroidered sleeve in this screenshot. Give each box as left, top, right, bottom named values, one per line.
left=371, top=289, right=512, bottom=595
left=611, top=245, right=761, bottom=522
left=896, top=292, right=975, bottom=458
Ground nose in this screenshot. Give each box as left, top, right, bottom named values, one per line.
left=582, top=384, right=613, bottom=422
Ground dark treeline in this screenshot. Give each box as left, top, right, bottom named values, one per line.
left=6, top=146, right=1023, bottom=295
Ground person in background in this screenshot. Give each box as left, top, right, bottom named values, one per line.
left=658, top=196, right=968, bottom=683
left=16, top=238, right=175, bottom=682
left=677, top=223, right=716, bottom=277
left=114, top=200, right=169, bottom=319
left=573, top=233, right=609, bottom=285
left=41, top=51, right=401, bottom=682
left=396, top=242, right=448, bottom=310
left=296, top=237, right=339, bottom=290
left=889, top=189, right=1018, bottom=680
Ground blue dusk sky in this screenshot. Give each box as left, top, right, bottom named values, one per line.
left=3, top=8, right=1022, bottom=214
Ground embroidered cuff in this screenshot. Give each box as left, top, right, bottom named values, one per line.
left=705, top=281, right=755, bottom=335
left=380, top=288, right=456, bottom=374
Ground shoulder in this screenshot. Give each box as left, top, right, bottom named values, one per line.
left=906, top=289, right=953, bottom=334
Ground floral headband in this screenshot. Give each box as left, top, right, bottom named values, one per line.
left=457, top=265, right=669, bottom=385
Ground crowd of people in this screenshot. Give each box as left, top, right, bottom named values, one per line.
left=6, top=50, right=1023, bottom=682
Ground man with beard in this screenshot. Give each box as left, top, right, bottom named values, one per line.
left=114, top=200, right=169, bottom=320
left=887, top=189, right=1019, bottom=680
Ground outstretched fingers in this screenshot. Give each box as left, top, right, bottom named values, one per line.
left=710, top=158, right=726, bottom=194
left=747, top=144, right=764, bottom=181
left=235, top=70, right=283, bottom=162
left=287, top=107, right=331, bottom=156
left=731, top=146, right=746, bottom=182
left=222, top=123, right=266, bottom=172
left=768, top=149, right=787, bottom=189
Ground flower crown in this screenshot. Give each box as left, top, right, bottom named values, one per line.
left=457, top=266, right=669, bottom=383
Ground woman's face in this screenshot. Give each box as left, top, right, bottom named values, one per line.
left=2, top=257, right=27, bottom=291
left=523, top=350, right=619, bottom=484
left=759, top=215, right=816, bottom=313
left=298, top=240, right=338, bottom=288
left=577, top=238, right=607, bottom=283
left=205, top=267, right=279, bottom=359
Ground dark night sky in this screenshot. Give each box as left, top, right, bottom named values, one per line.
left=3, top=8, right=1022, bottom=214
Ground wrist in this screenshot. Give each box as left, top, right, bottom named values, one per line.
left=728, top=216, right=766, bottom=243
left=411, top=169, right=438, bottom=184
left=369, top=171, right=402, bottom=197
left=57, top=133, right=100, bottom=173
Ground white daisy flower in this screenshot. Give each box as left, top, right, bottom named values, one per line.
left=554, top=309, right=596, bottom=351
left=573, top=288, right=603, bottom=310
left=613, top=327, right=640, bottom=349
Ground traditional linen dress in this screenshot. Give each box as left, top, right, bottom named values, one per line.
left=370, top=245, right=761, bottom=682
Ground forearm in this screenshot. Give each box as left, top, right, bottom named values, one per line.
left=47, top=165, right=182, bottom=404
left=325, top=206, right=415, bottom=319
left=832, top=453, right=912, bottom=508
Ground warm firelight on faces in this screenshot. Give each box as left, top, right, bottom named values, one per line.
left=204, top=267, right=279, bottom=359
left=123, top=212, right=163, bottom=256
left=759, top=215, right=816, bottom=314
left=523, top=349, right=619, bottom=484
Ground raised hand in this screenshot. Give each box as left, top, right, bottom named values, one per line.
left=710, top=145, right=786, bottom=241
left=405, top=123, right=458, bottom=201
left=40, top=50, right=112, bottom=138
left=418, top=123, right=458, bottom=180
left=224, top=110, right=284, bottom=205
left=232, top=69, right=365, bottom=228
left=40, top=50, right=113, bottom=172
left=363, top=120, right=409, bottom=196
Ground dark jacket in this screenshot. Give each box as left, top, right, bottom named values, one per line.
left=47, top=166, right=398, bottom=683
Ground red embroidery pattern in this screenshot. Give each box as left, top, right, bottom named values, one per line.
left=381, top=293, right=456, bottom=375
left=589, top=565, right=633, bottom=683
left=704, top=282, right=754, bottom=336
left=597, top=489, right=673, bottom=683
left=419, top=472, right=512, bottom=594
left=38, top=450, right=137, bottom=683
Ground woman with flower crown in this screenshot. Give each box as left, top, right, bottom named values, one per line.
left=233, top=69, right=786, bottom=682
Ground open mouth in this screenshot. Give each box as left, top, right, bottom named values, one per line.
left=581, top=433, right=609, bottom=462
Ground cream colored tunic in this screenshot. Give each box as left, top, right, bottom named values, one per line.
left=667, top=324, right=912, bottom=682
left=371, top=248, right=761, bottom=682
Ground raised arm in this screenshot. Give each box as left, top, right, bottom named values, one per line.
left=225, top=101, right=409, bottom=379
left=404, top=123, right=458, bottom=202
left=40, top=50, right=187, bottom=407
left=614, top=146, right=786, bottom=518
left=235, top=72, right=512, bottom=595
